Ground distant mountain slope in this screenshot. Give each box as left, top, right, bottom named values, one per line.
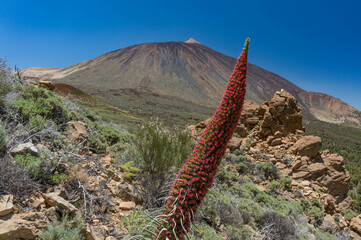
left=299, top=91, right=361, bottom=126
left=33, top=39, right=360, bottom=127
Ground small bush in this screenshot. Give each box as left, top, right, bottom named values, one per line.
left=256, top=162, right=279, bottom=180
left=132, top=120, right=194, bottom=208
left=300, top=198, right=311, bottom=211
left=311, top=197, right=322, bottom=208
left=257, top=212, right=297, bottom=240
left=341, top=209, right=357, bottom=221
left=38, top=215, right=84, bottom=240
left=225, top=225, right=252, bottom=240
left=119, top=161, right=141, bottom=179
left=0, top=121, right=7, bottom=150
left=13, top=149, right=59, bottom=181
left=307, top=206, right=324, bottom=225
left=0, top=155, right=35, bottom=197
left=266, top=181, right=282, bottom=192
left=133, top=120, right=194, bottom=174
left=280, top=177, right=292, bottom=191
left=15, top=85, right=69, bottom=126
left=190, top=223, right=224, bottom=240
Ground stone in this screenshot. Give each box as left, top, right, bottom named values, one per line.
left=0, top=195, right=14, bottom=217
left=44, top=206, right=59, bottom=222
left=350, top=230, right=361, bottom=240
left=118, top=201, right=136, bottom=210
left=351, top=215, right=361, bottom=235
left=337, top=196, right=353, bottom=211
left=319, top=214, right=339, bottom=233
left=43, top=192, right=78, bottom=214
left=65, top=121, right=88, bottom=142
left=10, top=142, right=38, bottom=156
left=227, top=137, right=242, bottom=150
left=0, top=214, right=37, bottom=240
left=291, top=136, right=322, bottom=158
left=307, top=163, right=327, bottom=179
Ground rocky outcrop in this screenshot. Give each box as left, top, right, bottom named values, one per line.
left=188, top=90, right=352, bottom=235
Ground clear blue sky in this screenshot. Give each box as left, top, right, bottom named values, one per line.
left=1, top=0, right=360, bottom=110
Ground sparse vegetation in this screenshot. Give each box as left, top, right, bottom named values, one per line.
left=38, top=215, right=84, bottom=240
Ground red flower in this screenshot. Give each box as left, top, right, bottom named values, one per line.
left=156, top=38, right=250, bottom=239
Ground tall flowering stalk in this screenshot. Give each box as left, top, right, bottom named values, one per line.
left=156, top=38, right=250, bottom=239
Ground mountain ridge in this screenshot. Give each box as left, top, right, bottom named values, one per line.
left=21, top=40, right=361, bottom=127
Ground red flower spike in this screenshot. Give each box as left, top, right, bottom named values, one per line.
left=155, top=38, right=250, bottom=239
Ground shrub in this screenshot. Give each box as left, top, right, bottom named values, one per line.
left=13, top=149, right=58, bottom=181
left=225, top=225, right=252, bottom=240
left=280, top=177, right=292, bottom=191
left=87, top=123, right=131, bottom=150
left=255, top=191, right=273, bottom=205
left=310, top=197, right=322, bottom=208
left=133, top=120, right=194, bottom=174
left=266, top=181, right=282, bottom=192
left=132, top=120, right=194, bottom=208
left=119, top=161, right=140, bottom=179
left=0, top=121, right=7, bottom=150
left=38, top=215, right=84, bottom=240
left=256, top=162, right=279, bottom=180
left=190, top=223, right=224, bottom=240
left=0, top=155, right=35, bottom=197
left=307, top=206, right=324, bottom=225
left=15, top=85, right=69, bottom=126
left=257, top=212, right=297, bottom=240
left=341, top=209, right=357, bottom=221
left=300, top=198, right=311, bottom=211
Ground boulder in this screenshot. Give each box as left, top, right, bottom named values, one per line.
left=0, top=214, right=37, bottom=240
left=319, top=214, right=339, bottom=233
left=65, top=121, right=88, bottom=142
left=291, top=136, right=322, bottom=158
left=351, top=215, right=361, bottom=235
left=118, top=201, right=136, bottom=210
left=227, top=136, right=242, bottom=150
left=0, top=195, right=14, bottom=217
left=10, top=142, right=38, bottom=156
left=43, top=192, right=78, bottom=214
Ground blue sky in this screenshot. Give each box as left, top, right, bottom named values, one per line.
left=1, top=0, right=360, bottom=110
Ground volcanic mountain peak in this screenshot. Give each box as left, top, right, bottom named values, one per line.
left=185, top=38, right=201, bottom=44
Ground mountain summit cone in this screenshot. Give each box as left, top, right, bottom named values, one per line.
left=185, top=38, right=201, bottom=44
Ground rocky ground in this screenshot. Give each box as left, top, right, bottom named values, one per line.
left=1, top=83, right=361, bottom=239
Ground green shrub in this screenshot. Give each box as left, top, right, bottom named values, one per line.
left=341, top=208, right=357, bottom=221
left=307, top=206, right=324, bottom=225
left=0, top=122, right=7, bottom=150
left=255, top=191, right=273, bottom=205
left=14, top=149, right=58, bottom=181
left=266, top=181, right=282, bottom=192
left=119, top=161, right=141, bottom=179
left=14, top=154, right=45, bottom=178
left=280, top=177, right=292, bottom=191
left=49, top=174, right=68, bottom=185
left=256, top=162, right=279, bottom=180
left=300, top=198, right=311, bottom=211
left=133, top=120, right=194, bottom=174
left=225, top=225, right=252, bottom=240
left=310, top=197, right=322, bottom=208
left=38, top=215, right=84, bottom=240
left=15, top=85, right=69, bottom=125
left=190, top=223, right=224, bottom=240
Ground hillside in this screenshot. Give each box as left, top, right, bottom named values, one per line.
left=32, top=39, right=361, bottom=126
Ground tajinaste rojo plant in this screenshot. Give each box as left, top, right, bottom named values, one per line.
left=156, top=38, right=250, bottom=239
